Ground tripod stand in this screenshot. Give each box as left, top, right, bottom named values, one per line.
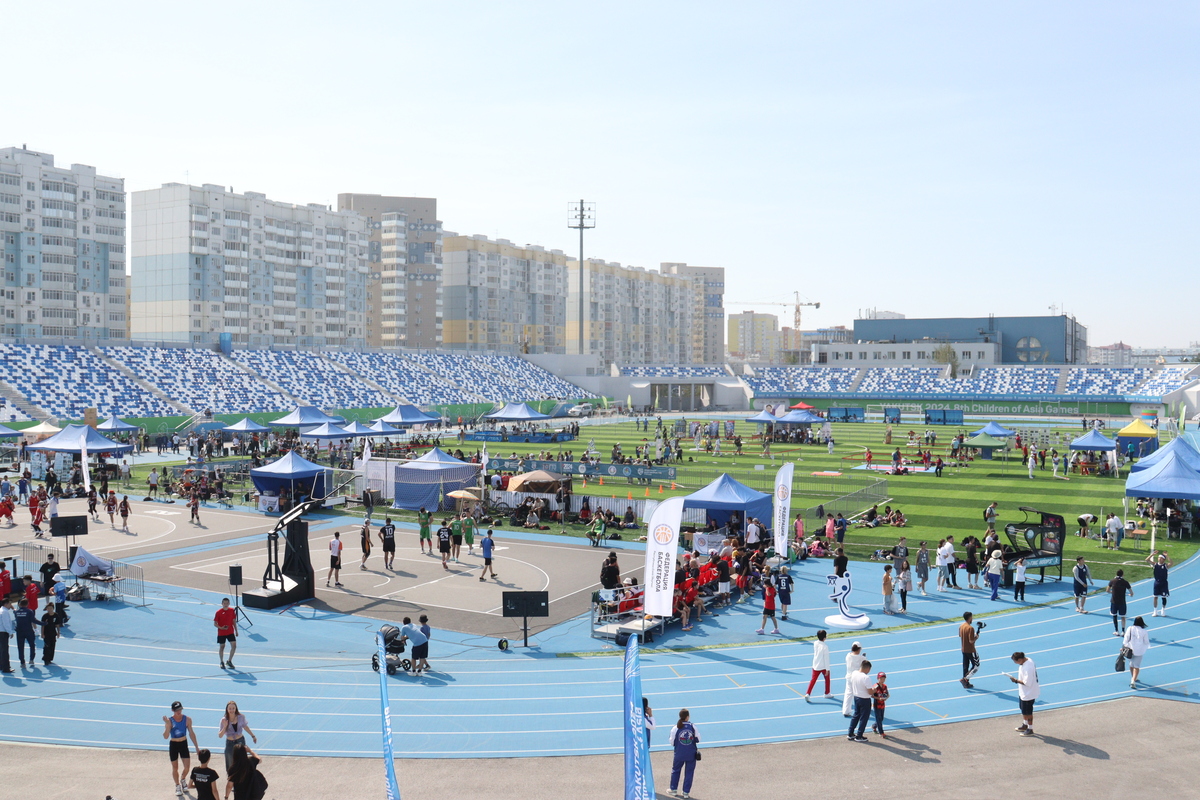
left=228, top=563, right=253, bottom=628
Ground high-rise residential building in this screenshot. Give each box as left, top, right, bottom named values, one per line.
left=131, top=184, right=367, bottom=348
left=566, top=259, right=695, bottom=365
left=727, top=311, right=782, bottom=362
left=661, top=262, right=725, bottom=363
left=336, top=194, right=442, bottom=349
left=441, top=234, right=570, bottom=353
left=0, top=147, right=127, bottom=340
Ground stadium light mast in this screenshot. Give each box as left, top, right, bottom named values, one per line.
left=568, top=200, right=595, bottom=355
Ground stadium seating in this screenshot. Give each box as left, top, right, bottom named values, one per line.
left=322, top=351, right=462, bottom=406
left=1064, top=367, right=1155, bottom=397
left=947, top=367, right=1060, bottom=396
left=230, top=350, right=382, bottom=410
left=621, top=365, right=729, bottom=378
left=403, top=352, right=593, bottom=403
left=104, top=346, right=291, bottom=414
left=744, top=367, right=859, bottom=395
left=856, top=367, right=945, bottom=394
left=1132, top=365, right=1200, bottom=398
left=0, top=343, right=177, bottom=419
left=484, top=355, right=594, bottom=400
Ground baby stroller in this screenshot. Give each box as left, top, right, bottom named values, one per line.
left=371, top=624, right=412, bottom=675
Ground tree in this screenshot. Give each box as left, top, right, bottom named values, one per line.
left=932, top=343, right=960, bottom=379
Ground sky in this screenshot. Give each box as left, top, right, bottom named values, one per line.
left=4, top=1, right=1196, bottom=347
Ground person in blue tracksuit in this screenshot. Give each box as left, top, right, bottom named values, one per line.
left=668, top=708, right=700, bottom=798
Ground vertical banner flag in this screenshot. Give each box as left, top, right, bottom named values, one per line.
left=362, top=438, right=372, bottom=466
left=643, top=496, right=685, bottom=617
left=81, top=440, right=91, bottom=492
left=375, top=632, right=402, bottom=800
left=773, top=462, right=794, bottom=557
left=623, top=634, right=654, bottom=800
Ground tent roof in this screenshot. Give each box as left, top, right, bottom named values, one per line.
left=249, top=451, right=330, bottom=479
left=1069, top=429, right=1117, bottom=451
left=298, top=422, right=352, bottom=440
left=0, top=423, right=20, bottom=438
left=964, top=433, right=1009, bottom=448
left=1118, top=419, right=1158, bottom=437
left=376, top=404, right=440, bottom=425
left=29, top=424, right=134, bottom=453
left=484, top=402, right=551, bottom=421
left=683, top=473, right=771, bottom=510
left=270, top=406, right=339, bottom=427
left=1131, top=437, right=1200, bottom=473
left=96, top=416, right=139, bottom=432
left=222, top=417, right=271, bottom=433
left=971, top=421, right=1016, bottom=437
left=23, top=421, right=62, bottom=435
left=776, top=409, right=823, bottom=424
left=368, top=420, right=402, bottom=434
left=339, top=420, right=381, bottom=436
left=745, top=410, right=778, bottom=423
left=789, top=401, right=816, bottom=409
left=398, top=447, right=478, bottom=472
left=1125, top=449, right=1200, bottom=499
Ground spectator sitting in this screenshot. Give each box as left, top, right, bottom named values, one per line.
left=810, top=539, right=828, bottom=558
left=622, top=506, right=639, bottom=529
left=890, top=509, right=907, bottom=527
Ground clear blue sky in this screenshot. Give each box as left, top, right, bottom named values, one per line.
left=5, top=1, right=1196, bottom=346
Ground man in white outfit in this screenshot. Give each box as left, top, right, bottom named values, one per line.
left=842, top=641, right=865, bottom=716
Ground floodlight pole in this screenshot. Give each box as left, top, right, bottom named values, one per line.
left=567, top=200, right=595, bottom=356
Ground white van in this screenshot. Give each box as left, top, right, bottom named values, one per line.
left=568, top=403, right=595, bottom=417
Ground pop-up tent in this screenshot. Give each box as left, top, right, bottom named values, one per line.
left=30, top=424, right=134, bottom=454
left=789, top=401, right=817, bottom=410
left=0, top=423, right=20, bottom=438
left=391, top=447, right=481, bottom=511
left=298, top=422, right=352, bottom=440
left=96, top=416, right=139, bottom=433
left=1117, top=419, right=1159, bottom=458
left=250, top=451, right=333, bottom=500
left=776, top=409, right=823, bottom=424
left=339, top=420, right=385, bottom=437
left=963, top=432, right=1008, bottom=460
left=1131, top=437, right=1200, bottom=473
left=745, top=409, right=779, bottom=423
left=23, top=421, right=62, bottom=436
left=485, top=402, right=551, bottom=421
left=270, top=406, right=340, bottom=427
left=971, top=421, right=1016, bottom=438
left=223, top=417, right=271, bottom=433
left=1125, top=449, right=1200, bottom=499
left=368, top=420, right=403, bottom=435
left=682, top=474, right=772, bottom=529
left=1069, top=429, right=1117, bottom=451
left=377, top=404, right=440, bottom=426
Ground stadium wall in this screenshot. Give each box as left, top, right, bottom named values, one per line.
left=758, top=397, right=1136, bottom=417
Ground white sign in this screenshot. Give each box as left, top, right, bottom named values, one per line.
left=642, top=496, right=684, bottom=617
left=773, top=462, right=794, bottom=557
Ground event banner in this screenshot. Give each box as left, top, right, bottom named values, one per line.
left=772, top=462, right=794, bottom=557
left=70, top=547, right=112, bottom=577
left=693, top=531, right=725, bottom=554
left=487, top=458, right=677, bottom=481
left=466, top=431, right=576, bottom=443
left=643, top=497, right=684, bottom=617
left=623, top=634, right=654, bottom=800
left=375, top=632, right=402, bottom=800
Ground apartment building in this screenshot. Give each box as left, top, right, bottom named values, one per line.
left=442, top=234, right=570, bottom=353
left=336, top=194, right=442, bottom=349
left=0, top=146, right=127, bottom=340
left=728, top=311, right=783, bottom=361
left=661, top=262, right=725, bottom=364
left=131, top=184, right=367, bottom=348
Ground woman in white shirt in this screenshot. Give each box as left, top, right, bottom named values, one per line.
left=985, top=550, right=1005, bottom=601
left=1013, top=558, right=1027, bottom=602
left=1123, top=616, right=1150, bottom=689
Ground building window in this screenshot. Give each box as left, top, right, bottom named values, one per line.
left=961, top=351, right=970, bottom=359
left=902, top=351, right=911, bottom=360
left=977, top=351, right=986, bottom=359
left=917, top=350, right=927, bottom=359
left=873, top=351, right=881, bottom=360
left=858, top=351, right=866, bottom=360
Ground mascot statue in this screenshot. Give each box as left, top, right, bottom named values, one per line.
left=825, top=571, right=871, bottom=630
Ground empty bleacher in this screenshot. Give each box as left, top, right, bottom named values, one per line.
left=404, top=352, right=592, bottom=402
left=322, top=351, right=462, bottom=406
left=104, top=346, right=291, bottom=414
left=856, top=366, right=945, bottom=395
left=1132, top=365, right=1200, bottom=398
left=1064, top=367, right=1155, bottom=397
left=947, top=367, right=1061, bottom=396
left=622, top=365, right=729, bottom=378
left=744, top=367, right=859, bottom=395
left=230, top=350, right=383, bottom=410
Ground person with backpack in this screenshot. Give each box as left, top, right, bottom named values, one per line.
left=984, top=502, right=998, bottom=534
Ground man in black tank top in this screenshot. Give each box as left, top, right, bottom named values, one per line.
left=379, top=516, right=397, bottom=570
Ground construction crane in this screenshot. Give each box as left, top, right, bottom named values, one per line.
left=727, top=291, right=821, bottom=330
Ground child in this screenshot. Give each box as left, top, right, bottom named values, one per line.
left=188, top=747, right=220, bottom=800
left=86, top=486, right=99, bottom=521
left=118, top=495, right=131, bottom=532
left=756, top=578, right=779, bottom=635
left=105, top=490, right=118, bottom=527
left=882, top=565, right=897, bottom=614
left=478, top=529, right=498, bottom=581
left=775, top=566, right=794, bottom=621
left=1013, top=557, right=1027, bottom=602
left=189, top=492, right=200, bottom=525
left=871, top=671, right=890, bottom=737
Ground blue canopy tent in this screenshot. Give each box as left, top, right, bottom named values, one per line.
left=339, top=420, right=386, bottom=437
left=270, top=406, right=340, bottom=427
left=682, top=474, right=772, bottom=530
left=96, top=416, right=139, bottom=433
left=485, top=402, right=551, bottom=421
left=250, top=451, right=333, bottom=501
left=222, top=417, right=271, bottom=433
left=745, top=409, right=778, bottom=423
left=369, top=420, right=403, bottom=435
left=0, top=423, right=21, bottom=438
left=1124, top=450, right=1200, bottom=499
left=30, top=424, right=134, bottom=454
left=971, top=421, right=1016, bottom=438
left=776, top=409, right=823, bottom=424
left=1069, top=430, right=1117, bottom=451
left=391, top=447, right=481, bottom=511
left=298, top=422, right=352, bottom=440
left=377, top=404, right=441, bottom=426
left=1131, top=437, right=1200, bottom=474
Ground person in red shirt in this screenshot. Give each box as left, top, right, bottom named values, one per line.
left=24, top=576, right=39, bottom=610
left=29, top=491, right=44, bottom=538
left=0, top=565, right=10, bottom=599
left=757, top=579, right=779, bottom=635
left=213, top=597, right=237, bottom=670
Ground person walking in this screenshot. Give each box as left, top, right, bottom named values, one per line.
left=804, top=629, right=832, bottom=701
left=449, top=515, right=464, bottom=563
left=1123, top=616, right=1150, bottom=689
left=359, top=518, right=372, bottom=571
left=756, top=577, right=779, bottom=635
left=959, top=611, right=980, bottom=688
left=378, top=517, right=397, bottom=570
left=224, top=741, right=265, bottom=800
left=897, top=559, right=912, bottom=613
left=13, top=598, right=38, bottom=668
left=1013, top=557, right=1027, bottom=601
left=417, top=506, right=433, bottom=554
left=0, top=597, right=14, bottom=673
left=39, top=600, right=60, bottom=665
left=462, top=512, right=476, bottom=556
left=915, top=541, right=930, bottom=595
left=1072, top=556, right=1094, bottom=613
left=399, top=616, right=429, bottom=675
left=985, top=549, right=1004, bottom=601
left=984, top=502, right=998, bottom=535
left=882, top=565, right=897, bottom=615
left=833, top=547, right=848, bottom=578
left=478, top=529, right=499, bottom=580
left=162, top=700, right=201, bottom=797
left=188, top=748, right=220, bottom=800
left=104, top=490, right=117, bottom=527
left=870, top=670, right=890, bottom=738
left=775, top=565, right=793, bottom=620
left=1147, top=551, right=1172, bottom=616
left=118, top=495, right=132, bottom=532
left=842, top=641, right=865, bottom=716
left=667, top=708, right=700, bottom=798
left=847, top=658, right=874, bottom=742
left=327, top=531, right=343, bottom=588
left=217, top=700, right=257, bottom=773
left=436, top=519, right=453, bottom=571
left=214, top=598, right=237, bottom=669
left=1008, top=651, right=1039, bottom=736
left=1107, top=569, right=1133, bottom=635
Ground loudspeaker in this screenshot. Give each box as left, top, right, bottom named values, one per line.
left=229, top=564, right=243, bottom=586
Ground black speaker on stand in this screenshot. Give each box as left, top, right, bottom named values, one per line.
left=229, top=564, right=252, bottom=627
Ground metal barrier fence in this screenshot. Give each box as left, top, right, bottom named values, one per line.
left=796, top=478, right=889, bottom=522
left=20, top=540, right=61, bottom=576
left=20, top=539, right=146, bottom=606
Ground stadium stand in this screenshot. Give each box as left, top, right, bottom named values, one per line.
left=104, top=346, right=291, bottom=414
left=483, top=355, right=594, bottom=400
left=621, top=365, right=729, bottom=378
left=1132, top=365, right=1200, bottom=398
left=856, top=366, right=945, bottom=395
left=0, top=344, right=177, bottom=419
left=1064, top=367, right=1155, bottom=397
left=322, top=351, right=461, bottom=406
left=745, top=366, right=859, bottom=395
left=230, top=350, right=381, bottom=410
left=947, top=367, right=1060, bottom=396
left=404, top=352, right=592, bottom=403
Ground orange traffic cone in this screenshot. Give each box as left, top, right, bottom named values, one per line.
left=671, top=482, right=677, bottom=490
left=582, top=479, right=587, bottom=489
left=644, top=487, right=650, bottom=497
left=658, top=484, right=664, bottom=494
left=599, top=477, right=604, bottom=486
left=627, top=491, right=633, bottom=500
